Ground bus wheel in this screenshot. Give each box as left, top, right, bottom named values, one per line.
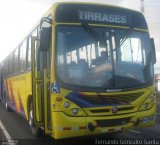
left=28, top=103, right=43, bottom=137
left=4, top=98, right=11, bottom=111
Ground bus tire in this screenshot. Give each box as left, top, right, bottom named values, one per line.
left=4, top=96, right=11, bottom=112
left=28, top=103, right=43, bottom=137
left=5, top=101, right=10, bottom=111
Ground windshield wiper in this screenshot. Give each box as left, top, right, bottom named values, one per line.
left=81, top=23, right=116, bottom=87
left=81, top=23, right=106, bottom=44
left=81, top=23, right=100, bottom=42
left=120, top=29, right=133, bottom=46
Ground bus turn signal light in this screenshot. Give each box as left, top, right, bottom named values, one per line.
left=56, top=97, right=63, bottom=102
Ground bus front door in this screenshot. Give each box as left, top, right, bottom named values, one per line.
left=31, top=36, right=51, bottom=134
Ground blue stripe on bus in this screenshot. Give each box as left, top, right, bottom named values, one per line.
left=66, top=91, right=94, bottom=108
left=66, top=91, right=119, bottom=108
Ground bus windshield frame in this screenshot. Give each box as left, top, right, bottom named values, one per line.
left=55, top=25, right=154, bottom=92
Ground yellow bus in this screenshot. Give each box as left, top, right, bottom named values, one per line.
left=0, top=2, right=157, bottom=139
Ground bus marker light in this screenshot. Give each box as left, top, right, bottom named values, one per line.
left=56, top=97, right=63, bottom=102
left=52, top=104, right=56, bottom=109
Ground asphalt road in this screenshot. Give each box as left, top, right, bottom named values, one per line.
left=0, top=104, right=159, bottom=145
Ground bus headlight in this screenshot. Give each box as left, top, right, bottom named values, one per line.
left=72, top=108, right=78, bottom=115
left=143, top=103, right=148, bottom=109
left=139, top=95, right=155, bottom=111
left=64, top=101, right=70, bottom=108
left=61, top=99, right=86, bottom=116
left=149, top=96, right=154, bottom=102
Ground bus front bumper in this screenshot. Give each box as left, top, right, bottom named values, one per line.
left=51, top=105, right=156, bottom=139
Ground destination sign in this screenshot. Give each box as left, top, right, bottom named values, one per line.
left=78, top=11, right=127, bottom=24
left=56, top=4, right=148, bottom=29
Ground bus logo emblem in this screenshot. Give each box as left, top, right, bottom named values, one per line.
left=112, top=106, right=118, bottom=114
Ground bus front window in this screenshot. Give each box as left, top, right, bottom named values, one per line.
left=56, top=26, right=153, bottom=90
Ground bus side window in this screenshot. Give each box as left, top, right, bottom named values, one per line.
left=4, top=59, right=8, bottom=77
left=19, top=40, right=27, bottom=72
left=8, top=54, right=13, bottom=75
left=13, top=48, right=19, bottom=73
left=1, top=62, right=4, bottom=78
left=27, top=37, right=31, bottom=70
left=4, top=61, right=6, bottom=77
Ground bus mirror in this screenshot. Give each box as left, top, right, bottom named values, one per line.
left=151, top=38, right=156, bottom=64
left=40, top=27, right=52, bottom=51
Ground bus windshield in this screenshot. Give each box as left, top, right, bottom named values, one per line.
left=56, top=26, right=153, bottom=90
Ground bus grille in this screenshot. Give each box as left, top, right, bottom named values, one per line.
left=90, top=107, right=134, bottom=113
left=66, top=91, right=144, bottom=115
left=81, top=92, right=143, bottom=105
left=82, top=92, right=144, bottom=116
